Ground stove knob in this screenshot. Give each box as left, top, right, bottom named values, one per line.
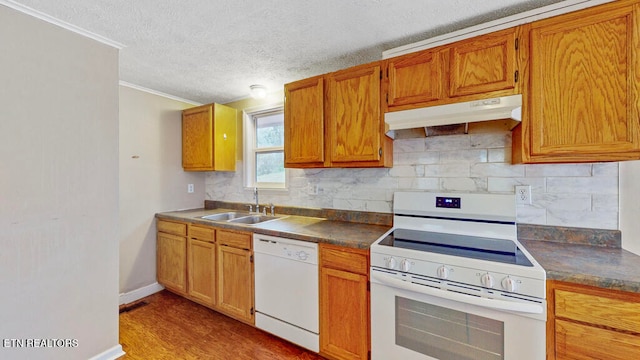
left=501, top=276, right=518, bottom=292
left=400, top=259, right=412, bottom=272
left=385, top=256, right=397, bottom=269
left=480, top=273, right=495, bottom=288
left=436, top=266, right=450, bottom=279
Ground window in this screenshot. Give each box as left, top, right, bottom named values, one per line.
left=243, top=105, right=286, bottom=189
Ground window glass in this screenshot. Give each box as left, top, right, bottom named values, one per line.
left=256, top=151, right=285, bottom=184
left=256, top=113, right=284, bottom=148
left=243, top=106, right=286, bottom=189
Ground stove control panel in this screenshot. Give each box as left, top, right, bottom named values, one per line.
left=370, top=252, right=545, bottom=299
left=480, top=273, right=495, bottom=288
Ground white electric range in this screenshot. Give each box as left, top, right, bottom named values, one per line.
left=370, top=191, right=546, bottom=360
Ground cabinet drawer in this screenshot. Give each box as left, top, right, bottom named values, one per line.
left=320, top=244, right=368, bottom=275
left=157, top=220, right=187, bottom=236
left=555, top=319, right=640, bottom=360
left=217, top=230, right=251, bottom=250
left=189, top=225, right=215, bottom=242
left=555, top=288, right=640, bottom=333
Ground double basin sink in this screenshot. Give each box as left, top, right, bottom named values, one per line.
left=201, top=211, right=286, bottom=226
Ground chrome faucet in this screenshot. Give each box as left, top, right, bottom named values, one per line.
left=253, top=187, right=259, bottom=213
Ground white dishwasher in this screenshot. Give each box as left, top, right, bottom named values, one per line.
left=253, top=234, right=319, bottom=352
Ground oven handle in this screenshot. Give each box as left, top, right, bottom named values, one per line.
left=371, top=272, right=543, bottom=314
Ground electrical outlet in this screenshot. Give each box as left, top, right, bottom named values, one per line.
left=187, top=184, right=194, bottom=193
left=515, top=185, right=531, bottom=205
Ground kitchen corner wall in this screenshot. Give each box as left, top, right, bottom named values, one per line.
left=206, top=126, right=619, bottom=231
left=119, top=85, right=205, bottom=296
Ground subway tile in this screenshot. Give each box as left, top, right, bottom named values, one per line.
left=546, top=176, right=618, bottom=194
left=425, top=135, right=470, bottom=150
left=469, top=133, right=509, bottom=149
left=488, top=147, right=510, bottom=163
left=593, top=194, right=618, bottom=212
left=471, top=163, right=525, bottom=177
left=593, top=162, right=619, bottom=177
left=488, top=177, right=545, bottom=193
left=534, top=193, right=592, bottom=212
left=516, top=206, right=546, bottom=225
left=525, top=163, right=592, bottom=177
left=393, top=138, right=426, bottom=153
left=394, top=151, right=439, bottom=165
left=440, top=177, right=488, bottom=192
left=547, top=210, right=617, bottom=230
left=424, top=163, right=470, bottom=177
left=389, top=165, right=424, bottom=177
left=439, top=149, right=488, bottom=163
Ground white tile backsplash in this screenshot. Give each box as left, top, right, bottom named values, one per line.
left=206, top=131, right=619, bottom=230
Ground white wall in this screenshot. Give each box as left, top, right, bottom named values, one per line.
left=620, top=161, right=640, bottom=255
left=207, top=129, right=619, bottom=231
left=119, top=85, right=205, bottom=297
left=0, top=5, right=120, bottom=360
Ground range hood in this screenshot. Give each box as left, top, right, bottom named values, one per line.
left=385, top=94, right=522, bottom=138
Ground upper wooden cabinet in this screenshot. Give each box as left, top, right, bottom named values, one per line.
left=449, top=27, right=520, bottom=97
left=514, top=0, right=640, bottom=163
left=327, top=63, right=391, bottom=167
left=284, top=75, right=325, bottom=167
left=386, top=48, right=445, bottom=109
left=182, top=103, right=237, bottom=171
left=284, top=62, right=392, bottom=168
left=384, top=26, right=524, bottom=113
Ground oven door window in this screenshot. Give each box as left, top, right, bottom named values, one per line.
left=396, top=296, right=504, bottom=360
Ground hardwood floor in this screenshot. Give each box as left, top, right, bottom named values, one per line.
left=119, top=290, right=325, bottom=359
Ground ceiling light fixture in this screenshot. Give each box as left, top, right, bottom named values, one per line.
left=250, top=84, right=267, bottom=99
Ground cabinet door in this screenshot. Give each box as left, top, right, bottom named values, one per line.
left=216, top=245, right=254, bottom=324
left=386, top=48, right=445, bottom=110
left=320, top=267, right=369, bottom=360
left=187, top=238, right=216, bottom=307
left=555, top=319, right=640, bottom=359
left=327, top=63, right=384, bottom=166
left=212, top=104, right=237, bottom=171
left=182, top=104, right=214, bottom=170
left=157, top=232, right=187, bottom=295
left=449, top=27, right=519, bottom=97
left=284, top=75, right=325, bottom=167
left=525, top=1, right=640, bottom=162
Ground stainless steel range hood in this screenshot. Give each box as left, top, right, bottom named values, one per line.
left=385, top=94, right=522, bottom=138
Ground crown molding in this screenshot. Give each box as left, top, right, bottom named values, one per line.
left=119, top=81, right=202, bottom=106
left=0, top=0, right=125, bottom=49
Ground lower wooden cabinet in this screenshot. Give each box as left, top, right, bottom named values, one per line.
left=319, top=244, right=370, bottom=360
left=216, top=229, right=254, bottom=324
left=156, top=221, right=254, bottom=325
left=157, top=220, right=188, bottom=295
left=187, top=224, right=216, bottom=307
left=547, top=280, right=640, bottom=359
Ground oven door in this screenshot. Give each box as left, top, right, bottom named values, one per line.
left=370, top=271, right=546, bottom=360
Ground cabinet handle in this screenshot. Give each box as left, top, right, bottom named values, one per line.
left=379, top=148, right=382, bottom=156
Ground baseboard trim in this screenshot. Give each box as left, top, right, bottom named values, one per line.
left=119, top=282, right=164, bottom=305
left=88, top=345, right=125, bottom=360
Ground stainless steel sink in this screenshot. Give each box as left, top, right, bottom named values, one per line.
left=201, top=211, right=250, bottom=221
left=201, top=211, right=286, bottom=225
left=228, top=215, right=286, bottom=225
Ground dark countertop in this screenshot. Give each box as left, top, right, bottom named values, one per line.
left=156, top=208, right=640, bottom=293
left=521, top=239, right=640, bottom=293
left=156, top=208, right=392, bottom=250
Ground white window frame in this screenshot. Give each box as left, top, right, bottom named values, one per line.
left=243, top=102, right=287, bottom=190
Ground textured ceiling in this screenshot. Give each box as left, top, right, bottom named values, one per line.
left=12, top=0, right=563, bottom=104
